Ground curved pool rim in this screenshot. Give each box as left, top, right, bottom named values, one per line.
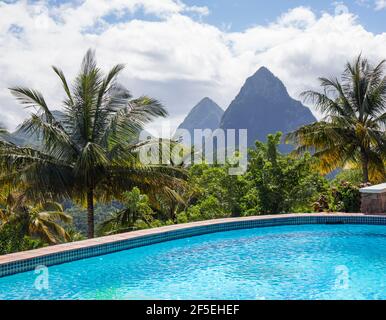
left=1, top=213, right=385, bottom=278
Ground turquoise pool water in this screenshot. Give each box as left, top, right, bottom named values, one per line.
left=1, top=224, right=386, bottom=300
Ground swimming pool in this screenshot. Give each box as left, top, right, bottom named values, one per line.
left=1, top=223, right=386, bottom=300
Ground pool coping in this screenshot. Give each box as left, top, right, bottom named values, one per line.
left=1, top=213, right=385, bottom=277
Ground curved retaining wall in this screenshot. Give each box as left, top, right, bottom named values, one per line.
left=1, top=213, right=386, bottom=277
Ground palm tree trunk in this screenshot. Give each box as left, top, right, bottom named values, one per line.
left=87, top=188, right=95, bottom=238
left=361, top=149, right=370, bottom=183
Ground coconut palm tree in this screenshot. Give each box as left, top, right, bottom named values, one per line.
left=0, top=49, right=186, bottom=238
left=0, top=193, right=72, bottom=244
left=287, top=55, right=386, bottom=183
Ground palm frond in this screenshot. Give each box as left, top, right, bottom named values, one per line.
left=9, top=87, right=56, bottom=122
left=52, top=66, right=74, bottom=107
left=20, top=114, right=78, bottom=159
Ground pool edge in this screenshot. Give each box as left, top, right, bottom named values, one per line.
left=1, top=213, right=385, bottom=277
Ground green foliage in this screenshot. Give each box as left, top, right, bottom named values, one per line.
left=1, top=49, right=186, bottom=239
left=185, top=195, right=229, bottom=221
left=65, top=227, right=87, bottom=242
left=0, top=223, right=44, bottom=255
left=333, top=169, right=364, bottom=186
left=245, top=133, right=328, bottom=214
left=66, top=203, right=122, bottom=235
left=186, top=162, right=248, bottom=219
left=97, top=187, right=157, bottom=235
left=287, top=55, right=386, bottom=183
left=332, top=182, right=361, bottom=213
left=0, top=194, right=72, bottom=245
left=0, top=130, right=369, bottom=256
left=176, top=212, right=189, bottom=224
left=314, top=181, right=362, bottom=213
left=1, top=53, right=385, bottom=255
left=177, top=133, right=328, bottom=222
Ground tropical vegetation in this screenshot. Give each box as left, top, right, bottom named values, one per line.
left=287, top=55, right=386, bottom=183
left=0, top=50, right=186, bottom=239
left=0, top=52, right=384, bottom=254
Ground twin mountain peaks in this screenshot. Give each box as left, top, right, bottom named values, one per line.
left=177, top=67, right=316, bottom=151
left=7, top=67, right=316, bottom=151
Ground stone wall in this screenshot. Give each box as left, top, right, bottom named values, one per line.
left=361, top=192, right=386, bottom=214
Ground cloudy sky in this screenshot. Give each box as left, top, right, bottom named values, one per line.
left=0, top=0, right=386, bottom=134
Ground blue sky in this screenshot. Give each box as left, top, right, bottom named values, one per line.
left=181, top=0, right=386, bottom=33
left=25, top=0, right=386, bottom=33
left=0, top=0, right=386, bottom=131
left=40, top=0, right=386, bottom=33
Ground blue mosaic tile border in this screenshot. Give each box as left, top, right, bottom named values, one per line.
left=1, top=215, right=386, bottom=278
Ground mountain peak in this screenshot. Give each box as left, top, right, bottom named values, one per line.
left=239, top=67, right=288, bottom=103
left=220, top=68, right=316, bottom=151
left=176, top=98, right=224, bottom=141
left=191, top=97, right=222, bottom=113
left=253, top=66, right=275, bottom=78
left=200, top=97, right=215, bottom=104
left=179, top=98, right=223, bottom=129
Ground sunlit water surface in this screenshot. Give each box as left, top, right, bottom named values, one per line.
left=1, top=224, right=386, bottom=300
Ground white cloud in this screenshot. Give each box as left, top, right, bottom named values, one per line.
left=354, top=0, right=386, bottom=11
left=0, top=1, right=385, bottom=133
left=181, top=4, right=210, bottom=16
left=356, top=0, right=368, bottom=6
left=333, top=2, right=350, bottom=15
left=277, top=6, right=316, bottom=28
left=375, top=0, right=386, bottom=10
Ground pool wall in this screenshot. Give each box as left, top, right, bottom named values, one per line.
left=1, top=213, right=386, bottom=277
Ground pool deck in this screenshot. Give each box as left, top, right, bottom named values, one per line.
left=0, top=213, right=376, bottom=267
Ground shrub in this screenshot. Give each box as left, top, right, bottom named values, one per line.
left=246, top=133, right=328, bottom=214
left=0, top=223, right=44, bottom=255
left=331, top=182, right=361, bottom=213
